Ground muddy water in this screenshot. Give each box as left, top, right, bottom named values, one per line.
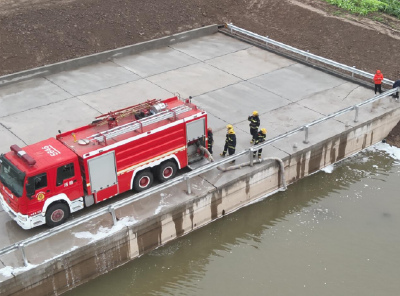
left=64, top=144, right=400, bottom=296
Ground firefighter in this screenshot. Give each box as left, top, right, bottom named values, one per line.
left=373, top=70, right=384, bottom=94
left=248, top=111, right=260, bottom=144
left=253, top=128, right=267, bottom=159
left=392, top=79, right=400, bottom=99
left=207, top=127, right=214, bottom=155
left=220, top=125, right=236, bottom=161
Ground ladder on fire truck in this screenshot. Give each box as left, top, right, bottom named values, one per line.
left=88, top=104, right=193, bottom=143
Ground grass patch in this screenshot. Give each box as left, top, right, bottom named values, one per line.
left=373, top=15, right=385, bottom=21
left=323, top=0, right=400, bottom=19
left=333, top=10, right=344, bottom=15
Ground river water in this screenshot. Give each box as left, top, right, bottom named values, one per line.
left=64, top=144, right=400, bottom=296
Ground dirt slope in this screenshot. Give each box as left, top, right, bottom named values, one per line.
left=0, top=0, right=399, bottom=81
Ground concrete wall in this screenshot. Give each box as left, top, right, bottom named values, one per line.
left=0, top=25, right=218, bottom=87
left=2, top=102, right=399, bottom=296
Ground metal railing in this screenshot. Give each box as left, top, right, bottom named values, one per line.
left=1, top=27, right=400, bottom=266
left=226, top=24, right=395, bottom=86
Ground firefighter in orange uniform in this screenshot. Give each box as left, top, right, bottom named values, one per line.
left=373, top=70, right=384, bottom=94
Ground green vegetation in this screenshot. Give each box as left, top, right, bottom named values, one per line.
left=324, top=0, right=400, bottom=19
left=333, top=10, right=344, bottom=15
left=373, top=16, right=385, bottom=21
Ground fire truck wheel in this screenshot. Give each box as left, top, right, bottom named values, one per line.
left=157, top=161, right=177, bottom=182
left=45, top=203, right=70, bottom=227
left=133, top=170, right=154, bottom=192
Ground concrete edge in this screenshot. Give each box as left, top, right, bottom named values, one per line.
left=0, top=25, right=219, bottom=87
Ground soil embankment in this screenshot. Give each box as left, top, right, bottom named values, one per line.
left=0, top=0, right=400, bottom=80
left=386, top=120, right=400, bottom=148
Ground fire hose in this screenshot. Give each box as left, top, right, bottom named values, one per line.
left=198, top=146, right=287, bottom=190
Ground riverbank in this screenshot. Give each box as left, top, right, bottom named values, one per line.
left=1, top=0, right=400, bottom=79
left=386, top=120, right=400, bottom=148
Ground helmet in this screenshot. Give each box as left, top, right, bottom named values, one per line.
left=261, top=128, right=267, bottom=134
left=226, top=124, right=233, bottom=130
left=228, top=129, right=235, bottom=134
left=376, top=70, right=381, bottom=74
left=252, top=111, right=258, bottom=116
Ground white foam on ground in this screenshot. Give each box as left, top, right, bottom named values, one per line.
left=73, top=216, right=138, bottom=242
left=0, top=263, right=37, bottom=278
left=368, top=142, right=400, bottom=163
left=321, top=164, right=335, bottom=173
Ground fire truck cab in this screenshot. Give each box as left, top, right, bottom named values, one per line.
left=0, top=96, right=207, bottom=229
left=0, top=139, right=84, bottom=229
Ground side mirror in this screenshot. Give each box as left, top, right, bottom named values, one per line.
left=25, top=182, right=35, bottom=198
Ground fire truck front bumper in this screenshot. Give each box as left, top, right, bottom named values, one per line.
left=0, top=192, right=45, bottom=230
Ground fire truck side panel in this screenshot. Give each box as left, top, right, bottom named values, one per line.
left=87, top=151, right=119, bottom=203
left=84, top=119, right=187, bottom=200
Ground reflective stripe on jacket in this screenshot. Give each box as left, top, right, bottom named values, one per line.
left=248, top=115, right=260, bottom=129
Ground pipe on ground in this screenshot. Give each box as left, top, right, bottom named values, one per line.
left=198, top=146, right=287, bottom=190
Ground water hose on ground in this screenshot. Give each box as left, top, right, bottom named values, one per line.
left=198, top=146, right=287, bottom=190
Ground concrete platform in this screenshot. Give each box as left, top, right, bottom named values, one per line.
left=0, top=31, right=397, bottom=290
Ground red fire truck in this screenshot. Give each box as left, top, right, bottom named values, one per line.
left=0, top=96, right=207, bottom=229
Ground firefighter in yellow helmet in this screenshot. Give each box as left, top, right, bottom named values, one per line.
left=221, top=124, right=237, bottom=162
left=248, top=111, right=260, bottom=144
left=253, top=128, right=267, bottom=159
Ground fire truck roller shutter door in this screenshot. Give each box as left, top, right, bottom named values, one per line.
left=186, top=118, right=206, bottom=142
left=87, top=151, right=119, bottom=202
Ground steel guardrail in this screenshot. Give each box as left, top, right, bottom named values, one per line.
left=1, top=26, right=399, bottom=263
left=226, top=24, right=395, bottom=86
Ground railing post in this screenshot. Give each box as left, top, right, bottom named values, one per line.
left=354, top=106, right=359, bottom=123
left=249, top=148, right=254, bottom=167
left=306, top=50, right=309, bottom=61
left=19, top=243, right=28, bottom=267
left=303, top=125, right=309, bottom=144
left=352, top=66, right=356, bottom=78
left=265, top=36, right=269, bottom=48
left=108, top=206, right=117, bottom=226
left=185, top=175, right=192, bottom=195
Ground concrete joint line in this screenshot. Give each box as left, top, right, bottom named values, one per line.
left=0, top=122, right=27, bottom=145
left=143, top=77, right=174, bottom=96
left=246, top=79, right=293, bottom=102
left=206, top=62, right=245, bottom=82
left=109, top=60, right=143, bottom=78
left=342, top=85, right=361, bottom=101
left=167, top=45, right=202, bottom=62
left=75, top=97, right=103, bottom=115
left=141, top=60, right=203, bottom=80
left=197, top=175, right=218, bottom=190
left=201, top=45, right=253, bottom=63
left=44, top=77, right=74, bottom=98
left=0, top=96, right=73, bottom=120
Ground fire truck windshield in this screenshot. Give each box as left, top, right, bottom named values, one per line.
left=0, top=154, right=25, bottom=197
